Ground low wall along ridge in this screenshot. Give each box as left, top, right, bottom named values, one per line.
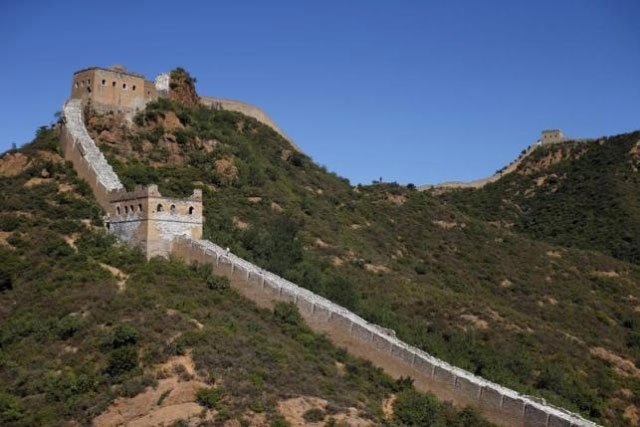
left=60, top=98, right=599, bottom=427
left=60, top=99, right=123, bottom=209
left=171, top=237, right=597, bottom=427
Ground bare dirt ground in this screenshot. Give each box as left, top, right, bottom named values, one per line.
left=93, top=352, right=212, bottom=427
left=99, top=262, right=129, bottom=292
left=277, top=396, right=373, bottom=427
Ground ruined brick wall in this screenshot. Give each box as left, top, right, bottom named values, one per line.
left=171, top=236, right=598, bottom=427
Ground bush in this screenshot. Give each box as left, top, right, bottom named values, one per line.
left=302, top=408, right=325, bottom=422
left=207, top=275, right=230, bottom=290
left=106, top=347, right=138, bottom=377
left=112, top=324, right=139, bottom=348
left=273, top=302, right=302, bottom=326
left=195, top=387, right=224, bottom=409
left=0, top=392, right=22, bottom=424
left=393, top=389, right=442, bottom=426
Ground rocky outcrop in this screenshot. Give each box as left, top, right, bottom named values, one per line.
left=168, top=68, right=199, bottom=108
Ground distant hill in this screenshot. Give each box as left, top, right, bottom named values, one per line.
left=79, top=96, right=640, bottom=425
left=437, top=132, right=640, bottom=265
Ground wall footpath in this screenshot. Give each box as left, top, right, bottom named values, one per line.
left=171, top=236, right=598, bottom=427
left=60, top=98, right=123, bottom=209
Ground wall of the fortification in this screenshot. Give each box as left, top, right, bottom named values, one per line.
left=200, top=96, right=301, bottom=151
left=170, top=236, right=597, bottom=427
left=60, top=99, right=124, bottom=210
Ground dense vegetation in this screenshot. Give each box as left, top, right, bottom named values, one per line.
left=439, top=133, right=640, bottom=265
left=0, top=128, right=491, bottom=425
left=83, top=94, right=640, bottom=425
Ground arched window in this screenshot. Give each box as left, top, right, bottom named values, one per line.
left=188, top=206, right=194, bottom=215
left=130, top=205, right=135, bottom=213
left=157, top=204, right=163, bottom=212
left=132, top=85, right=136, bottom=91
left=170, top=205, right=176, bottom=213
left=122, top=83, right=127, bottom=90
left=124, top=206, right=129, bottom=214
left=138, top=204, right=143, bottom=212
left=116, top=206, right=121, bottom=215
left=74, top=82, right=79, bottom=89
left=112, top=81, right=116, bottom=87
left=101, top=79, right=106, bottom=86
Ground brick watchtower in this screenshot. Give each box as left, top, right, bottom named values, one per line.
left=106, top=185, right=203, bottom=259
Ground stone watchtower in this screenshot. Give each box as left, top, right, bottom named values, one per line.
left=540, top=129, right=566, bottom=145
left=70, top=65, right=159, bottom=113
left=106, top=185, right=203, bottom=259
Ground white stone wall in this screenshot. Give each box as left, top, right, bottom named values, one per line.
left=62, top=99, right=124, bottom=192
left=152, top=210, right=202, bottom=240
left=173, top=236, right=599, bottom=427
left=154, top=73, right=170, bottom=93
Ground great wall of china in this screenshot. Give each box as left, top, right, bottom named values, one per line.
left=58, top=66, right=599, bottom=427
left=419, top=130, right=594, bottom=192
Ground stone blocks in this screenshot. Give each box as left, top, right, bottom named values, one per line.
left=524, top=404, right=549, bottom=427
left=412, top=355, right=436, bottom=378
left=433, top=365, right=456, bottom=390
left=390, top=344, right=415, bottom=365
left=479, top=386, right=503, bottom=411
left=454, top=375, right=482, bottom=401
left=548, top=414, right=572, bottom=427
left=501, top=395, right=526, bottom=419
left=351, top=323, right=373, bottom=343
left=371, top=333, right=392, bottom=353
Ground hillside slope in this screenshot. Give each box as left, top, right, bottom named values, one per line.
left=0, top=129, right=491, bottom=426
left=437, top=133, right=640, bottom=265
left=86, top=97, right=640, bottom=426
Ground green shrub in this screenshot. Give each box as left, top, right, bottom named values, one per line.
left=269, top=415, right=291, bottom=427
left=273, top=302, right=302, bottom=326
left=55, top=315, right=84, bottom=340
left=207, top=275, right=230, bottom=290
left=0, top=392, right=23, bottom=424
left=112, top=324, right=139, bottom=348
left=393, top=389, right=442, bottom=426
left=302, top=408, right=325, bottom=422
left=106, top=347, right=138, bottom=377
left=195, top=387, right=224, bottom=409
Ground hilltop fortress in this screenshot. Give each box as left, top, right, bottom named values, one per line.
left=58, top=65, right=596, bottom=427
left=70, top=65, right=295, bottom=146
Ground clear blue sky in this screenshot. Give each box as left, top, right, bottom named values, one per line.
left=1, top=1, right=639, bottom=185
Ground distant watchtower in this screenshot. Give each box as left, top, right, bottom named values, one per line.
left=106, top=185, right=203, bottom=259
left=540, top=129, right=566, bottom=145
